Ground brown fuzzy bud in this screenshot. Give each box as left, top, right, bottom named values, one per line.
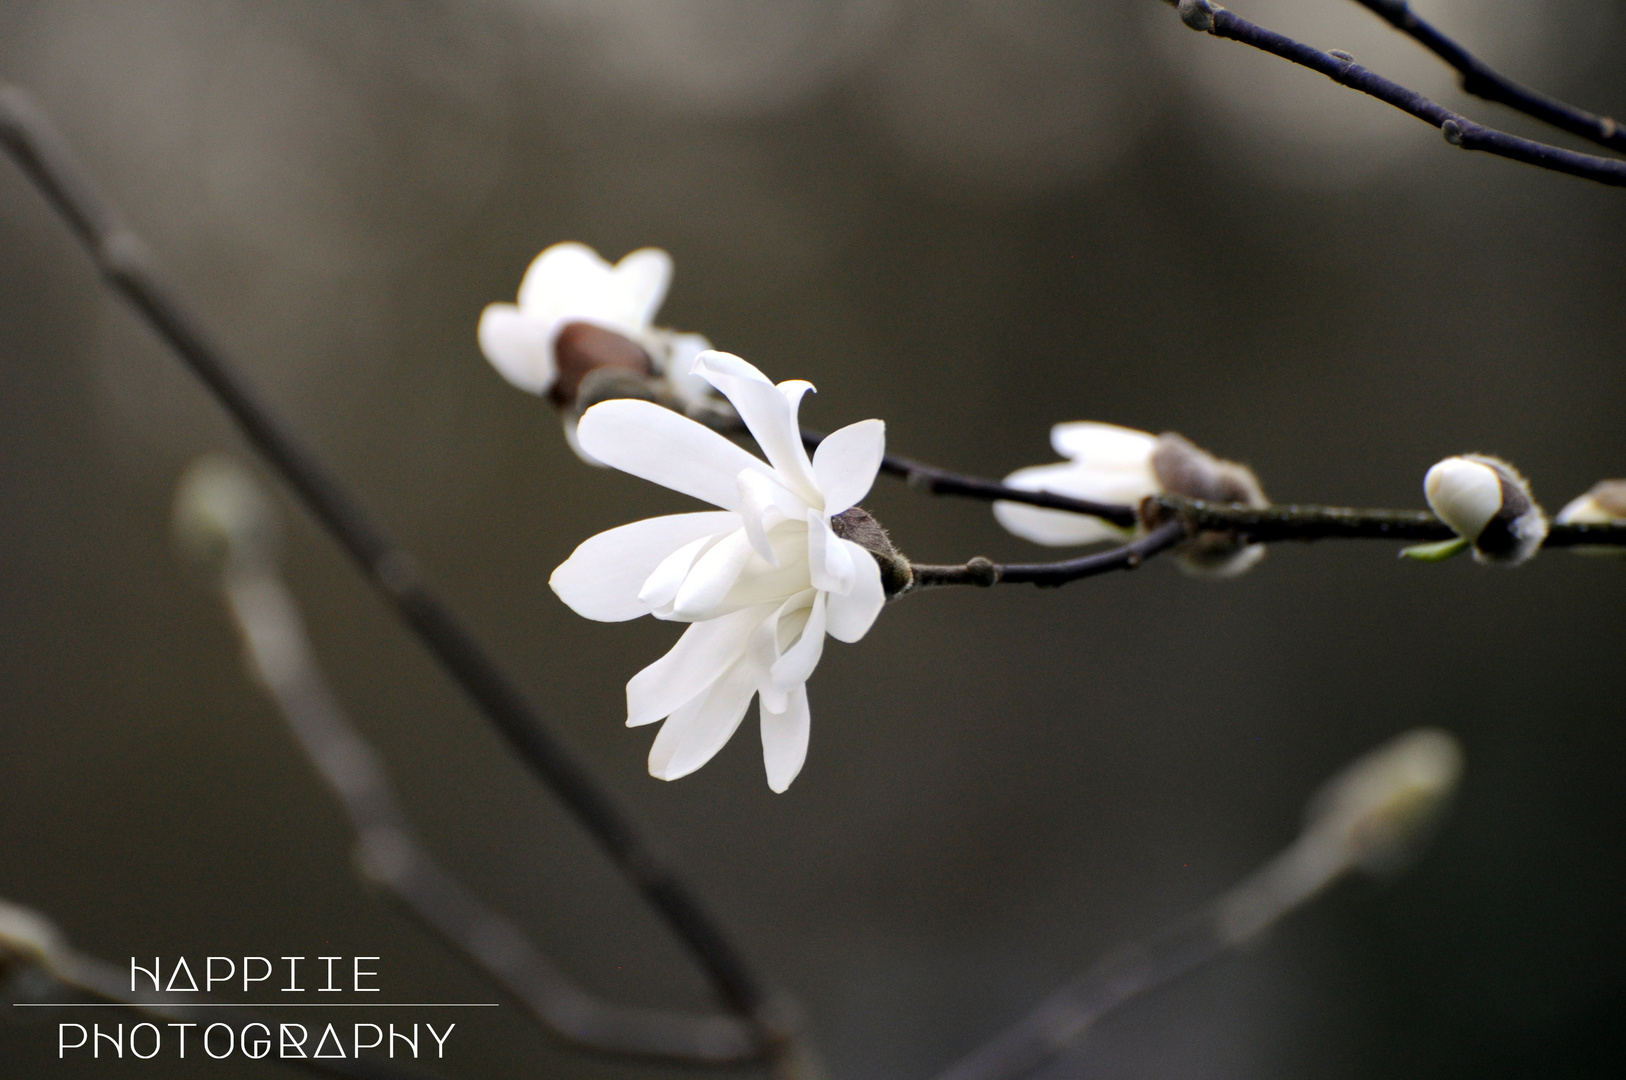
left=550, top=322, right=655, bottom=408
left=829, top=506, right=913, bottom=597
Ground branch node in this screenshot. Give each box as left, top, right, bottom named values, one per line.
left=965, top=557, right=1000, bottom=587
left=1441, top=118, right=1465, bottom=146
left=1177, top=0, right=1217, bottom=33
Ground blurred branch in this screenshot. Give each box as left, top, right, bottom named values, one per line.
left=0, top=899, right=438, bottom=1080
left=934, top=729, right=1464, bottom=1080
left=1351, top=0, right=1626, bottom=153
left=173, top=458, right=757, bottom=1066
left=0, top=86, right=806, bottom=1073
left=1158, top=0, right=1626, bottom=187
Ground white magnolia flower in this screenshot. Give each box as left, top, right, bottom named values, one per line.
left=477, top=241, right=714, bottom=413
left=993, top=422, right=1268, bottom=577
left=549, top=351, right=887, bottom=792
left=1420, top=454, right=1546, bottom=565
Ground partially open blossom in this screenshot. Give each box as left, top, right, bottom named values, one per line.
left=1420, top=455, right=1547, bottom=566
left=478, top=242, right=721, bottom=457
left=993, top=422, right=1268, bottom=577
left=549, top=351, right=887, bottom=791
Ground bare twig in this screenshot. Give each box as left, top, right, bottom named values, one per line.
left=1154, top=496, right=1626, bottom=547
left=934, top=729, right=1464, bottom=1080
left=1351, top=0, right=1626, bottom=153
left=0, top=85, right=804, bottom=1070
left=1160, top=0, right=1626, bottom=187
left=173, top=458, right=756, bottom=1065
left=907, top=520, right=1190, bottom=591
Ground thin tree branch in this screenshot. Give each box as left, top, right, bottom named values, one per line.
left=1160, top=0, right=1626, bottom=187
left=800, top=428, right=1139, bottom=529
left=0, top=85, right=804, bottom=1072
left=1351, top=0, right=1626, bottom=154
left=907, top=520, right=1190, bottom=591
left=934, top=728, right=1464, bottom=1080
left=1153, top=496, right=1626, bottom=547
left=176, top=464, right=756, bottom=1065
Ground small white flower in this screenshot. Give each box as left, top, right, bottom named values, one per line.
left=478, top=241, right=715, bottom=415
left=549, top=351, right=887, bottom=792
left=993, top=422, right=1267, bottom=577
left=1420, top=454, right=1547, bottom=565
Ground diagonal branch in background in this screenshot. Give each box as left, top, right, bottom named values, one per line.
left=1159, top=0, right=1626, bottom=187
left=0, top=86, right=808, bottom=1075
left=1351, top=0, right=1626, bottom=154
left=173, top=456, right=756, bottom=1065
left=933, top=728, right=1465, bottom=1080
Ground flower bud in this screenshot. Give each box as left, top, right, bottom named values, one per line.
left=1149, top=432, right=1269, bottom=578
left=1552, top=479, right=1626, bottom=557
left=0, top=898, right=63, bottom=974
left=172, top=455, right=280, bottom=579
left=829, top=506, right=913, bottom=597
left=1302, top=727, right=1464, bottom=876
left=1421, top=454, right=1546, bottom=566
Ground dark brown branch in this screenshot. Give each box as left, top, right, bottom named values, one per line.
left=908, top=520, right=1189, bottom=591
left=1156, top=496, right=1626, bottom=547
left=1162, top=0, right=1626, bottom=187
left=800, top=428, right=1140, bottom=529
left=1352, top=0, right=1626, bottom=154
left=0, top=85, right=801, bottom=1069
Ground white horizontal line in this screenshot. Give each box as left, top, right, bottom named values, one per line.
left=14, top=1003, right=499, bottom=1008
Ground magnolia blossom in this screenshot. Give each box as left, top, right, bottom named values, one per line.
left=478, top=242, right=714, bottom=425
left=993, top=422, right=1268, bottom=577
left=550, top=351, right=887, bottom=791
left=1421, top=454, right=1546, bottom=565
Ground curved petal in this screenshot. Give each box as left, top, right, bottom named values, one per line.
left=693, top=352, right=820, bottom=503
left=638, top=533, right=720, bottom=614
left=736, top=468, right=804, bottom=564
left=806, top=513, right=856, bottom=595
left=646, top=656, right=759, bottom=781
left=550, top=512, right=738, bottom=621
left=517, top=242, right=613, bottom=314
left=823, top=538, right=884, bottom=642
left=1050, top=422, right=1158, bottom=466
left=670, top=530, right=757, bottom=620
left=626, top=603, right=773, bottom=727
left=577, top=400, right=770, bottom=511
left=760, top=685, right=810, bottom=793
left=770, top=591, right=826, bottom=694
left=612, top=248, right=673, bottom=329
left=478, top=305, right=557, bottom=394
left=992, top=500, right=1130, bottom=547
left=812, top=419, right=885, bottom=517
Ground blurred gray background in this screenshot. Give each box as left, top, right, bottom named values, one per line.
left=2, top=1, right=1623, bottom=1076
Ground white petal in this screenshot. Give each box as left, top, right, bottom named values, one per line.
left=770, top=591, right=826, bottom=694
left=638, top=534, right=719, bottom=613
left=693, top=352, right=821, bottom=504
left=626, top=604, right=773, bottom=727
left=992, top=460, right=1148, bottom=546
left=516, top=242, right=615, bottom=314
left=1050, top=422, right=1158, bottom=466
left=1424, top=457, right=1502, bottom=540
left=549, top=512, right=739, bottom=622
left=478, top=305, right=557, bottom=394
left=612, top=248, right=673, bottom=328
left=760, top=685, right=811, bottom=793
left=806, top=513, right=856, bottom=594
left=646, top=657, right=759, bottom=781
left=812, top=419, right=886, bottom=517
left=823, top=539, right=884, bottom=643
left=736, top=468, right=804, bottom=564
left=670, top=530, right=757, bottom=620
left=576, top=399, right=770, bottom=512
